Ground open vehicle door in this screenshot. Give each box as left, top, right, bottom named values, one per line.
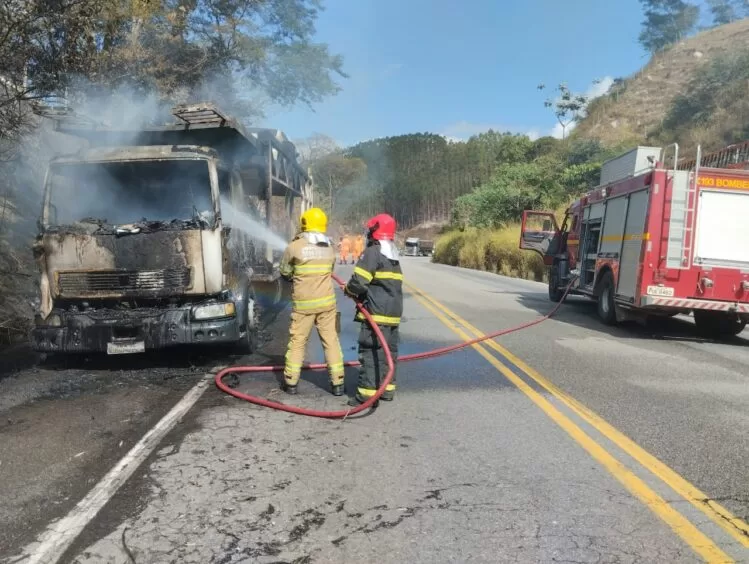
left=519, top=211, right=559, bottom=259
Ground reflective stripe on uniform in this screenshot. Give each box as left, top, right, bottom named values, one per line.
left=356, top=384, right=395, bottom=396
left=284, top=357, right=303, bottom=376
left=354, top=266, right=373, bottom=282
left=355, top=312, right=401, bottom=325
left=357, top=387, right=377, bottom=397
left=293, top=294, right=336, bottom=310
left=294, top=264, right=333, bottom=276
left=328, top=361, right=344, bottom=376
left=374, top=271, right=403, bottom=281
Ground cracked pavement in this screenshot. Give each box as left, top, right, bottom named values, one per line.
left=68, top=392, right=699, bottom=564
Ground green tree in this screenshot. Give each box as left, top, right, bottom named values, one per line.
left=1, top=0, right=346, bottom=122
left=540, top=83, right=588, bottom=140
left=309, top=152, right=367, bottom=216
left=452, top=161, right=562, bottom=229
left=707, top=0, right=739, bottom=24
left=638, top=0, right=700, bottom=53
left=530, top=136, right=561, bottom=159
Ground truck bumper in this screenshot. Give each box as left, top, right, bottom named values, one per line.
left=31, top=307, right=241, bottom=354
left=640, top=295, right=749, bottom=314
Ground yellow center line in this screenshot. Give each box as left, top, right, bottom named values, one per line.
left=405, top=281, right=749, bottom=550
left=406, top=285, right=734, bottom=563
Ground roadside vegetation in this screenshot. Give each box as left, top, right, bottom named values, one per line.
left=433, top=226, right=546, bottom=282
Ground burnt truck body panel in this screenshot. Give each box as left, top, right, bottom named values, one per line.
left=32, top=103, right=311, bottom=355
left=32, top=304, right=242, bottom=353
left=52, top=105, right=314, bottom=277
left=44, top=229, right=205, bottom=298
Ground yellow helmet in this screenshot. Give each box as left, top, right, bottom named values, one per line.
left=300, top=207, right=327, bottom=233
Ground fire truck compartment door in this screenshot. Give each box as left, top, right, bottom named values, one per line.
left=694, top=189, right=749, bottom=268
left=599, top=196, right=627, bottom=256
left=617, top=189, right=649, bottom=299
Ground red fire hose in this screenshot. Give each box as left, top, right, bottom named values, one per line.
left=215, top=274, right=576, bottom=419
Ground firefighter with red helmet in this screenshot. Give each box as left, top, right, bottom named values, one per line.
left=344, top=213, right=403, bottom=405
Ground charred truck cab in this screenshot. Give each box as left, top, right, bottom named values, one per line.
left=520, top=144, right=749, bottom=338
left=32, top=104, right=313, bottom=355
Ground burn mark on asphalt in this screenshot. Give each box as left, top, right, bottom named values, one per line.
left=242, top=540, right=282, bottom=558
left=288, top=509, right=326, bottom=542
left=361, top=508, right=417, bottom=533
left=329, top=484, right=484, bottom=549
left=272, top=479, right=291, bottom=491
left=260, top=503, right=276, bottom=518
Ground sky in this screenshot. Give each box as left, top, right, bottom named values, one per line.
left=260, top=0, right=650, bottom=147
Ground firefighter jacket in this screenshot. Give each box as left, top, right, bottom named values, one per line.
left=345, top=242, right=403, bottom=326
left=279, top=232, right=337, bottom=314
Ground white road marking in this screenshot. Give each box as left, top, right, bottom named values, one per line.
left=14, top=376, right=211, bottom=564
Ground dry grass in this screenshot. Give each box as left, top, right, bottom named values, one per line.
left=433, top=226, right=546, bottom=282
left=575, top=18, right=749, bottom=147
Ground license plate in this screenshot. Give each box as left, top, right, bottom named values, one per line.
left=107, top=340, right=145, bottom=355
left=646, top=285, right=675, bottom=297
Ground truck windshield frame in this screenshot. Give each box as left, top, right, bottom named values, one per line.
left=42, top=158, right=219, bottom=228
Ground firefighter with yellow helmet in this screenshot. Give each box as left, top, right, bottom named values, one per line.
left=279, top=208, right=345, bottom=396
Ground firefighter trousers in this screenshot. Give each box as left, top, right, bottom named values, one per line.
left=355, top=324, right=399, bottom=403
left=284, top=308, right=345, bottom=386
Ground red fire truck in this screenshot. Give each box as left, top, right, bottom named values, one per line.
left=520, top=144, right=749, bottom=337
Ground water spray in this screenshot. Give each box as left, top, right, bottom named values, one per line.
left=220, top=197, right=289, bottom=252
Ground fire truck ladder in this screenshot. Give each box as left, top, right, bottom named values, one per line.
left=677, top=139, right=749, bottom=170
left=665, top=144, right=699, bottom=270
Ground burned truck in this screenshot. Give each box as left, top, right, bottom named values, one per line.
left=31, top=103, right=313, bottom=355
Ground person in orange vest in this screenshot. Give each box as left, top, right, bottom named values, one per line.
left=352, top=234, right=365, bottom=263
left=339, top=235, right=352, bottom=264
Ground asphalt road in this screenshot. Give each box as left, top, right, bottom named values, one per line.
left=2, top=259, right=748, bottom=563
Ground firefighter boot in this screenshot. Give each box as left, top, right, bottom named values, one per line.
left=282, top=382, right=298, bottom=395
left=331, top=384, right=344, bottom=396
left=348, top=395, right=378, bottom=408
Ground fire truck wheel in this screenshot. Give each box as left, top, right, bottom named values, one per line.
left=548, top=266, right=564, bottom=303
left=596, top=271, right=617, bottom=325
left=693, top=310, right=747, bottom=338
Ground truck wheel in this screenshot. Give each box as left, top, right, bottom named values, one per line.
left=548, top=264, right=564, bottom=303
left=596, top=271, right=617, bottom=326
left=693, top=310, right=747, bottom=338
left=235, top=295, right=259, bottom=355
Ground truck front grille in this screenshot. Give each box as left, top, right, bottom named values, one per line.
left=57, top=268, right=191, bottom=296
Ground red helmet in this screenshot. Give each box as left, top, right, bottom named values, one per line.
left=366, top=213, right=397, bottom=241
